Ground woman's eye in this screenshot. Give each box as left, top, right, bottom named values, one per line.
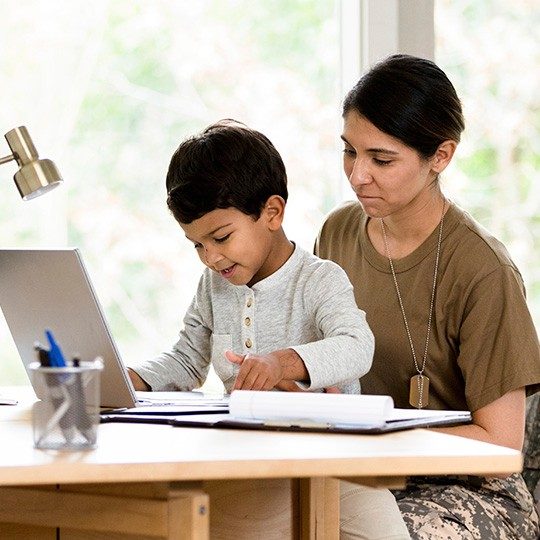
left=193, top=243, right=203, bottom=250
left=214, top=234, right=230, bottom=244
left=374, top=158, right=392, bottom=166
left=343, top=148, right=356, bottom=157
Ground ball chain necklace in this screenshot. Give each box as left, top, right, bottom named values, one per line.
left=380, top=202, right=446, bottom=409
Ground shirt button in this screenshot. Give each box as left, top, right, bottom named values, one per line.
left=244, top=317, right=251, bottom=327
left=246, top=297, right=253, bottom=307
left=245, top=338, right=253, bottom=348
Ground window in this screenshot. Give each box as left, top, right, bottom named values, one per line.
left=0, top=0, right=341, bottom=386
left=435, top=0, right=539, bottom=326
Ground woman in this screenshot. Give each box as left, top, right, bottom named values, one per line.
left=316, top=54, right=540, bottom=539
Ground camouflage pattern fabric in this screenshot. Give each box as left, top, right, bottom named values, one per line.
left=524, top=393, right=540, bottom=513
left=392, top=473, right=539, bottom=539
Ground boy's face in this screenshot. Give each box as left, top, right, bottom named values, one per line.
left=180, top=204, right=283, bottom=287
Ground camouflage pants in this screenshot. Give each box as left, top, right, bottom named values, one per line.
left=392, top=473, right=540, bottom=539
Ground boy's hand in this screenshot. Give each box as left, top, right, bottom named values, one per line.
left=127, top=368, right=151, bottom=391
left=226, top=351, right=283, bottom=391
left=275, top=380, right=303, bottom=392
left=275, top=381, right=342, bottom=393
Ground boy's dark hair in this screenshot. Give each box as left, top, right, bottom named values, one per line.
left=343, top=54, right=465, bottom=159
left=166, top=119, right=288, bottom=224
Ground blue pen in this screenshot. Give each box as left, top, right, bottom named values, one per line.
left=45, top=329, right=67, bottom=367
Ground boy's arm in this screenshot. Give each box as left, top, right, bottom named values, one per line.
left=128, top=368, right=151, bottom=391
left=289, top=263, right=374, bottom=391
left=225, top=262, right=373, bottom=392
left=130, top=276, right=213, bottom=391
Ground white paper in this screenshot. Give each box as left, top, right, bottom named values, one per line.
left=229, top=391, right=394, bottom=426
left=136, top=390, right=229, bottom=407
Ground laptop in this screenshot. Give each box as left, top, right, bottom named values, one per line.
left=0, top=248, right=227, bottom=411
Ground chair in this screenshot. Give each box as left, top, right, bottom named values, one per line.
left=523, top=393, right=540, bottom=512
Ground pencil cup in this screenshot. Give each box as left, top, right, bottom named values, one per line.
left=29, top=360, right=103, bottom=450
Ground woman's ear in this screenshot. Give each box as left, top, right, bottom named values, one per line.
left=431, top=140, right=457, bottom=174
left=262, top=195, right=286, bottom=231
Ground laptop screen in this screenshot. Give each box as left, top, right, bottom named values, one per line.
left=0, top=248, right=137, bottom=408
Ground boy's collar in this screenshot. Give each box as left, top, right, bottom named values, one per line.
left=244, top=242, right=299, bottom=292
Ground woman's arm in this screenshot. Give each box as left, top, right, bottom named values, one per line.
left=433, top=387, right=526, bottom=450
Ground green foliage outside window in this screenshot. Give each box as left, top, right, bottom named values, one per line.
left=436, top=0, right=539, bottom=324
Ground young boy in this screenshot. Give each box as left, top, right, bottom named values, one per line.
left=128, top=119, right=374, bottom=394
left=129, top=120, right=410, bottom=539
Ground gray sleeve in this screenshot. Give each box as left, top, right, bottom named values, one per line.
left=132, top=278, right=212, bottom=391
left=290, top=263, right=374, bottom=391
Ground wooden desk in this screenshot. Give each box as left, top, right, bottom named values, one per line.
left=0, top=387, right=522, bottom=539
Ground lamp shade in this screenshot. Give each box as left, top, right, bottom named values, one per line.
left=14, top=158, right=62, bottom=200
left=4, top=126, right=63, bottom=200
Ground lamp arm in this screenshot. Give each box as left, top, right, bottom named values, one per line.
left=0, top=154, right=15, bottom=166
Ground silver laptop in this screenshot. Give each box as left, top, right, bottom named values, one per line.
left=0, top=248, right=154, bottom=408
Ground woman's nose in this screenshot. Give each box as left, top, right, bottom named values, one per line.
left=348, top=160, right=372, bottom=187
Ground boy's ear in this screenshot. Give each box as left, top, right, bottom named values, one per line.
left=262, top=195, right=286, bottom=231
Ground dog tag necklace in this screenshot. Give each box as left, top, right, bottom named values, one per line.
left=380, top=203, right=445, bottom=409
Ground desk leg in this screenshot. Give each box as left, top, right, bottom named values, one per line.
left=202, top=478, right=294, bottom=539
left=296, top=477, right=339, bottom=540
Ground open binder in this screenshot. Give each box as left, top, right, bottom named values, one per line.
left=100, top=390, right=471, bottom=434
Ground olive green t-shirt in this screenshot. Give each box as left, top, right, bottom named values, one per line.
left=316, top=200, right=540, bottom=411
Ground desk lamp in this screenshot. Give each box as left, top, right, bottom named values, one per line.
left=0, top=126, right=62, bottom=200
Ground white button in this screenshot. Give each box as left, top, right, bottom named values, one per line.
left=244, top=317, right=251, bottom=326
left=246, top=297, right=253, bottom=307
left=245, top=338, right=253, bottom=348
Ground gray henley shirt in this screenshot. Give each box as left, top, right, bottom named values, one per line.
left=134, top=244, right=374, bottom=394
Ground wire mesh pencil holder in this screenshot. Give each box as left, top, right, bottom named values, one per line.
left=29, top=360, right=103, bottom=450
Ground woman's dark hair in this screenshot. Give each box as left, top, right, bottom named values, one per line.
left=166, top=119, right=288, bottom=224
left=343, top=54, right=465, bottom=158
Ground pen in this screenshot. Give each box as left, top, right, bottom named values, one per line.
left=34, top=342, right=51, bottom=367
left=45, top=329, right=67, bottom=367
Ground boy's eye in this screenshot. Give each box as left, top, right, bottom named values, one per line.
left=214, top=234, right=231, bottom=244
left=343, top=147, right=356, bottom=157
left=193, top=243, right=203, bottom=250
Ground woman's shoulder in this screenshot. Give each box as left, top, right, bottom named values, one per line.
left=322, top=199, right=364, bottom=227
left=318, top=200, right=365, bottom=243
left=316, top=201, right=365, bottom=259
left=448, top=203, right=519, bottom=270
